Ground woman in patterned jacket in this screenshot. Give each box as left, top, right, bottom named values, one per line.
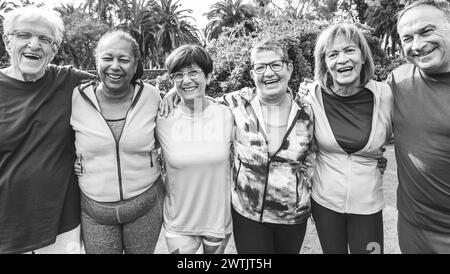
left=221, top=40, right=315, bottom=254
left=160, top=39, right=315, bottom=254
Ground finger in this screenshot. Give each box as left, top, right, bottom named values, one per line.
left=174, top=94, right=181, bottom=107
left=167, top=99, right=173, bottom=117
left=159, top=100, right=167, bottom=117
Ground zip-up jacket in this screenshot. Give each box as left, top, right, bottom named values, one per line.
left=305, top=80, right=393, bottom=214
left=71, top=80, right=161, bottom=202
left=221, top=88, right=315, bottom=224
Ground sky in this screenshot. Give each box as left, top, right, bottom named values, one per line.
left=29, top=0, right=251, bottom=31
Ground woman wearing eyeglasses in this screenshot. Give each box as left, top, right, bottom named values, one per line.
left=159, top=40, right=315, bottom=254
left=221, top=39, right=315, bottom=254
left=156, top=45, right=233, bottom=254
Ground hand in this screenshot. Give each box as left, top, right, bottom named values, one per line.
left=74, top=154, right=83, bottom=177
left=298, top=78, right=314, bottom=96
left=299, top=160, right=313, bottom=175
left=377, top=156, right=388, bottom=175
left=296, top=78, right=314, bottom=106
left=159, top=87, right=180, bottom=118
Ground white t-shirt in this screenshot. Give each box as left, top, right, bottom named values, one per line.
left=156, top=101, right=233, bottom=238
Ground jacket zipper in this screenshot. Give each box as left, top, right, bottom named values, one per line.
left=234, top=158, right=242, bottom=191
left=79, top=81, right=144, bottom=201
left=296, top=173, right=299, bottom=206
left=259, top=154, right=271, bottom=222
left=115, top=141, right=124, bottom=200
left=344, top=154, right=352, bottom=212
left=259, top=110, right=302, bottom=222
left=149, top=151, right=154, bottom=168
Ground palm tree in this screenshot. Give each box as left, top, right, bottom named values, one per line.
left=150, top=0, right=201, bottom=67
left=0, top=0, right=19, bottom=66
left=113, top=0, right=158, bottom=68
left=205, top=0, right=258, bottom=41
left=0, top=0, right=16, bottom=15
left=114, top=0, right=201, bottom=68
left=83, top=0, right=120, bottom=26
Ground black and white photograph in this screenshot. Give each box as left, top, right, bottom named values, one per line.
left=0, top=0, right=449, bottom=266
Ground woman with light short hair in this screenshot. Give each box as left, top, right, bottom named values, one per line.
left=300, top=23, right=393, bottom=254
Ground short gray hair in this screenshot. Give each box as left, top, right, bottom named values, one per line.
left=398, top=0, right=450, bottom=24
left=314, top=23, right=374, bottom=90
left=250, top=39, right=289, bottom=65
left=3, top=6, right=64, bottom=46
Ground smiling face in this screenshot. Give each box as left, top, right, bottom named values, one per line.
left=250, top=50, right=293, bottom=102
left=398, top=5, right=450, bottom=74
left=96, top=35, right=137, bottom=94
left=325, top=35, right=363, bottom=89
left=3, top=17, right=58, bottom=82
left=173, top=63, right=211, bottom=104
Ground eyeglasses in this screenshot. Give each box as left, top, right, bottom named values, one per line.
left=7, top=31, right=56, bottom=46
left=251, top=60, right=287, bottom=74
left=170, top=69, right=203, bottom=82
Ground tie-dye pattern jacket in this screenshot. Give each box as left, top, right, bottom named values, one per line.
left=220, top=88, right=315, bottom=224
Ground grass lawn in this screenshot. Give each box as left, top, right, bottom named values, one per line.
left=155, top=144, right=400, bottom=254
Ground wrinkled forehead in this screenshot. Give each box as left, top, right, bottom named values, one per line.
left=398, top=5, right=449, bottom=33
left=12, top=14, right=56, bottom=35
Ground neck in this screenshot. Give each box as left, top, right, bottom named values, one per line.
left=259, top=92, right=290, bottom=106
left=181, top=96, right=209, bottom=114
left=2, top=66, right=45, bottom=82
left=329, top=83, right=361, bottom=97
left=98, top=83, right=134, bottom=102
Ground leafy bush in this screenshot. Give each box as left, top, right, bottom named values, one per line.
left=206, top=18, right=401, bottom=98
left=206, top=18, right=324, bottom=98
left=206, top=22, right=255, bottom=97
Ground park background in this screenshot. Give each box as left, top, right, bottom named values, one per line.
left=1, top=0, right=439, bottom=253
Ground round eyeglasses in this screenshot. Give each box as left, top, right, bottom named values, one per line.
left=7, top=31, right=56, bottom=46
left=170, top=69, right=203, bottom=83
left=251, top=60, right=287, bottom=74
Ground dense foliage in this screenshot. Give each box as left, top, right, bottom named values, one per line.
left=0, top=0, right=414, bottom=95
left=204, top=18, right=403, bottom=98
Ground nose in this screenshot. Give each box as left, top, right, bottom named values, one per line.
left=110, top=59, right=121, bottom=69
left=411, top=35, right=426, bottom=53
left=264, top=65, right=276, bottom=77
left=27, top=36, right=41, bottom=49
left=181, top=73, right=193, bottom=83
left=337, top=52, right=349, bottom=64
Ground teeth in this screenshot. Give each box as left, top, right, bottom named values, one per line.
left=107, top=74, right=122, bottom=80
left=417, top=48, right=435, bottom=57
left=264, top=80, right=278, bottom=85
left=23, top=53, right=41, bottom=60
left=183, top=87, right=196, bottom=92
left=338, top=67, right=353, bottom=72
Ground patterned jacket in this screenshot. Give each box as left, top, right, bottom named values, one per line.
left=221, top=88, right=315, bottom=224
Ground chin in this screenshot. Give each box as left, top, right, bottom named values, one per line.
left=416, top=62, right=441, bottom=73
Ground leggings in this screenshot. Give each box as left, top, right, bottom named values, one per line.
left=231, top=207, right=307, bottom=254
left=311, top=199, right=384, bottom=254
left=81, top=176, right=164, bottom=254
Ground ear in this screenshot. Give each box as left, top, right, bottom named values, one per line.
left=250, top=69, right=256, bottom=82
left=3, top=34, right=11, bottom=54
left=205, top=72, right=213, bottom=85
left=286, top=62, right=294, bottom=77
left=50, top=43, right=59, bottom=59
